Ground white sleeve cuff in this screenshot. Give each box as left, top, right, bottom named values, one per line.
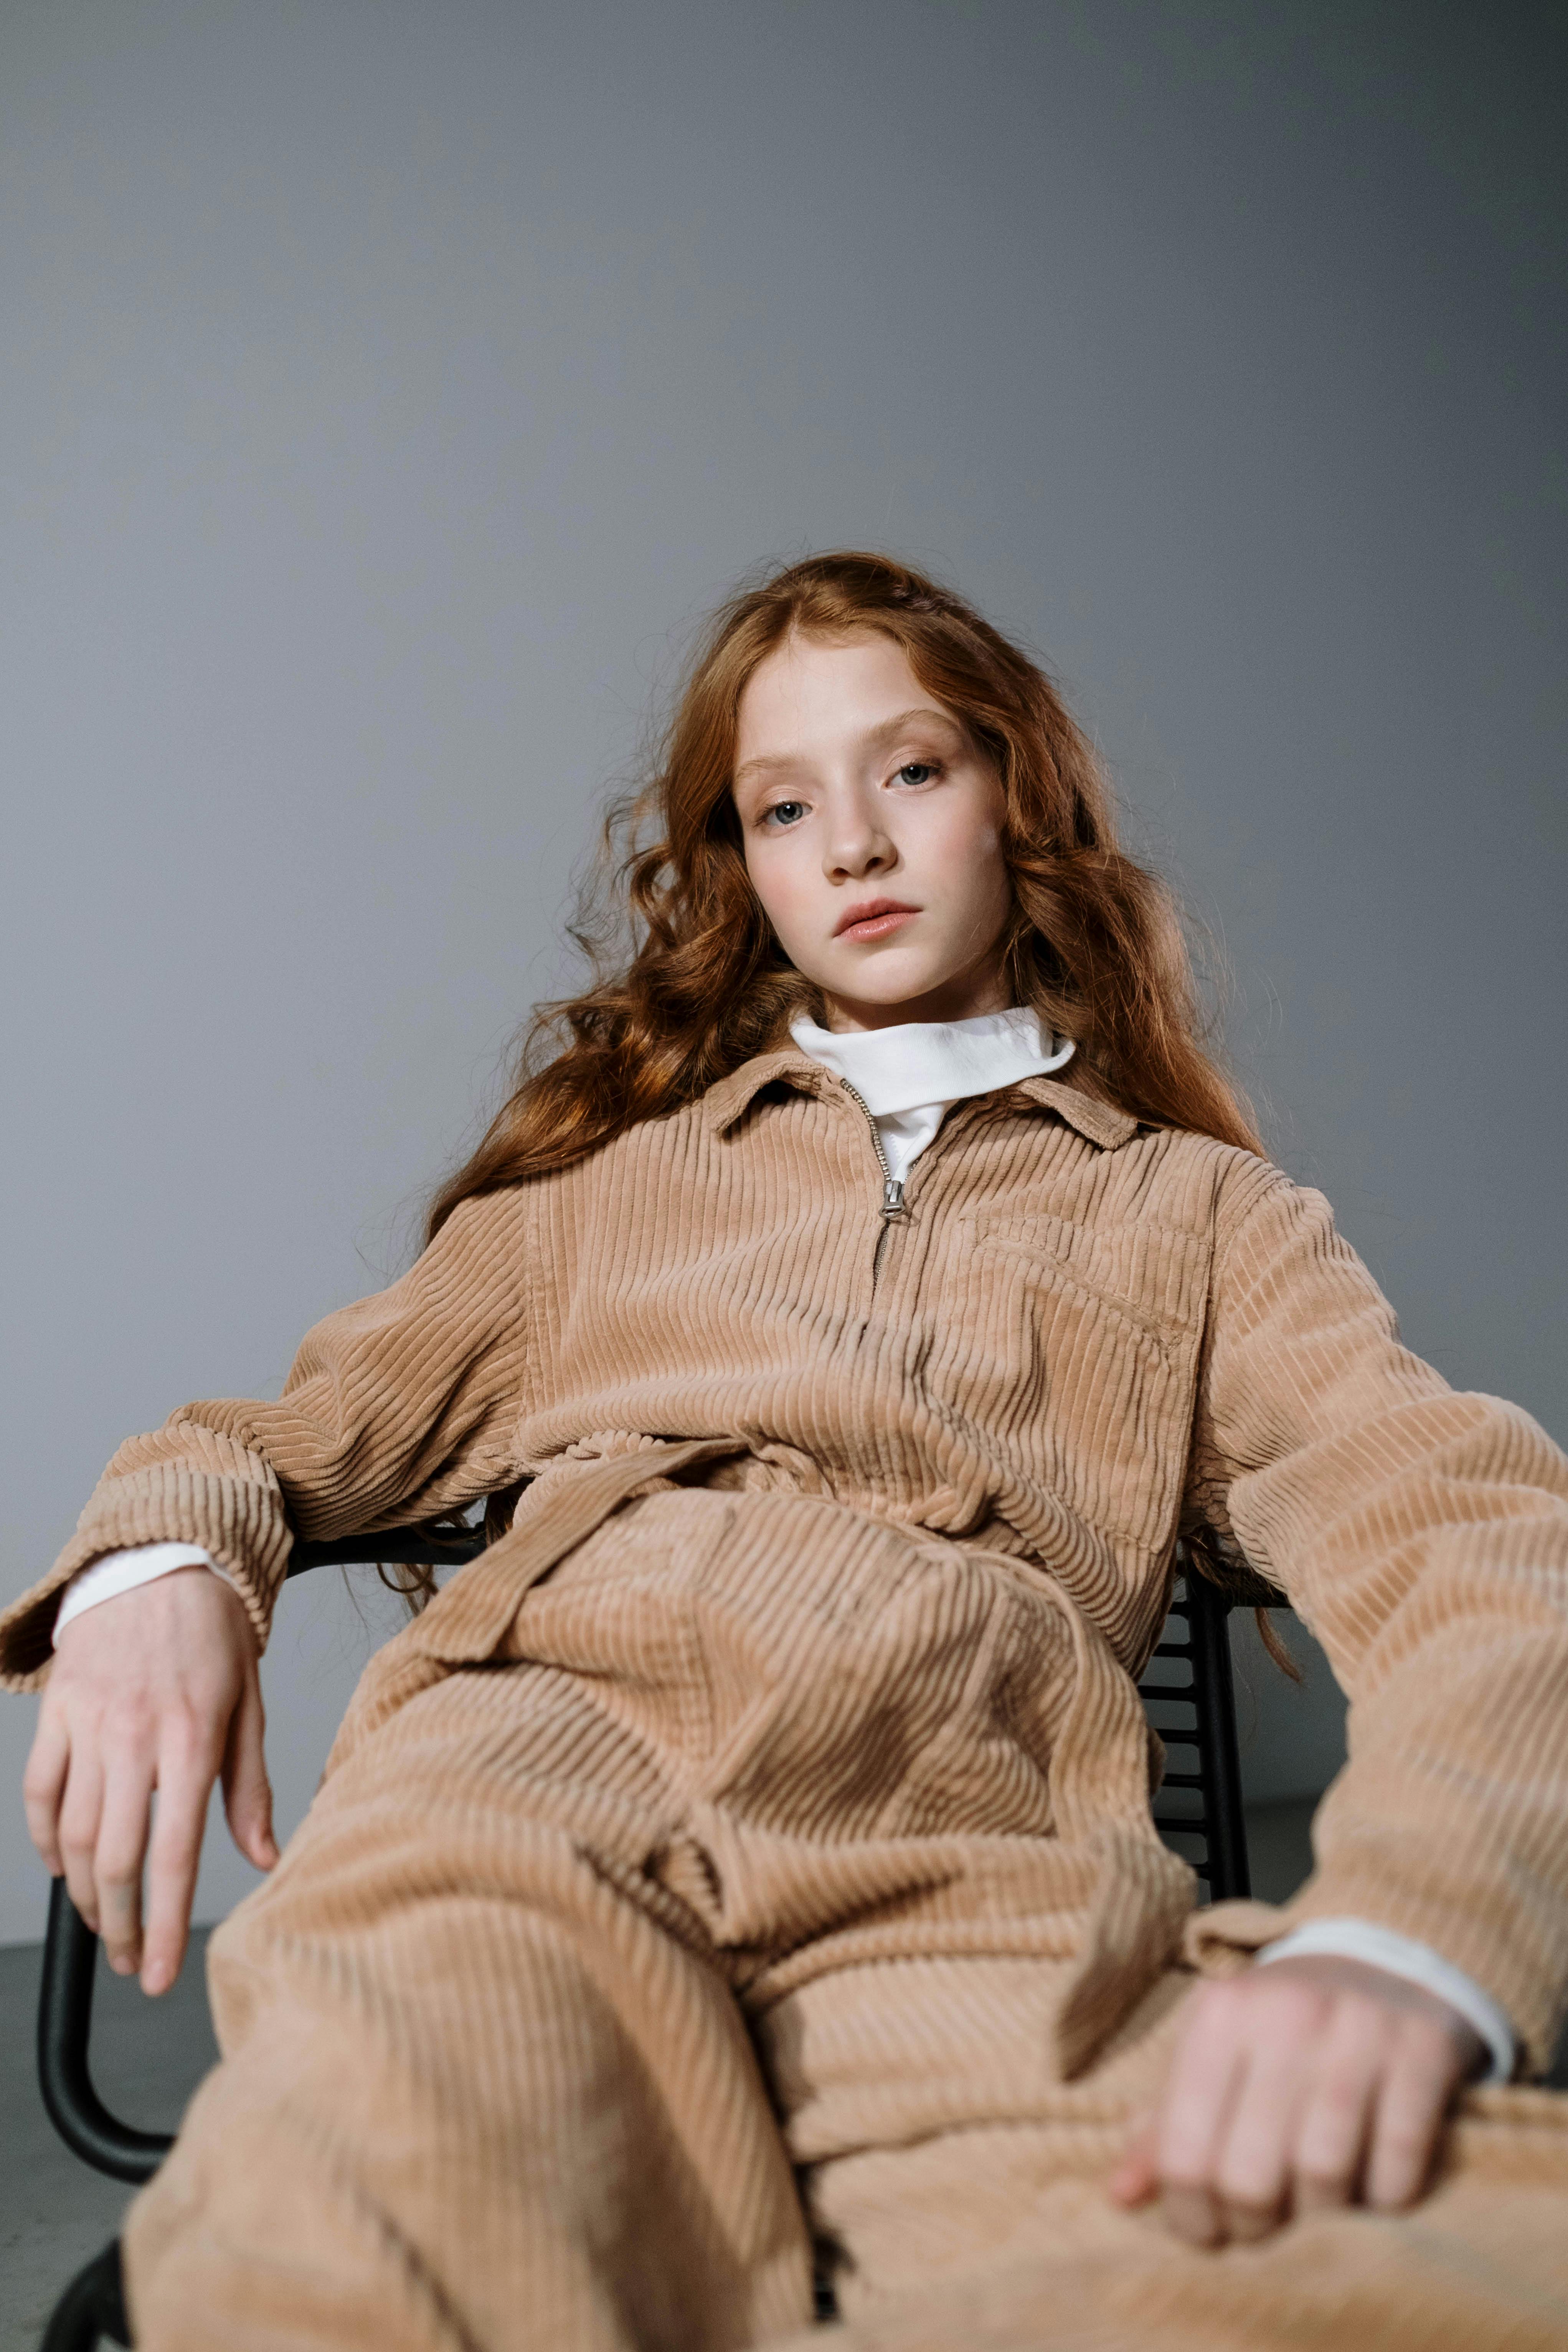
left=1256, top=1918, right=1515, bottom=2084
left=53, top=1543, right=218, bottom=1644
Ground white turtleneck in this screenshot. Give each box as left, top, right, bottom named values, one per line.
left=50, top=1008, right=1514, bottom=2079
left=787, top=1004, right=1076, bottom=1187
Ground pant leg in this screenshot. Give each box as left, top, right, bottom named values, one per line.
left=123, top=1659, right=813, bottom=2352
left=756, top=1957, right=1568, bottom=2350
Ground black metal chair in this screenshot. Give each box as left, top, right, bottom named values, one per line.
left=36, top=1532, right=1282, bottom=2350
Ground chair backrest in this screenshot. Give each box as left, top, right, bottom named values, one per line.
left=1138, top=1564, right=1251, bottom=1903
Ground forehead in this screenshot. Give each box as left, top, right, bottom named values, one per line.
left=734, top=631, right=961, bottom=768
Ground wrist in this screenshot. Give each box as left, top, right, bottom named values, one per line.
left=54, top=1542, right=220, bottom=1645
left=1256, top=1919, right=1514, bottom=2084
left=1255, top=1952, right=1487, bottom=2075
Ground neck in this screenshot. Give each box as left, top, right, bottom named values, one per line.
left=818, top=961, right=1011, bottom=1035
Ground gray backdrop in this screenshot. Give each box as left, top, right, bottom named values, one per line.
left=2, top=0, right=1563, bottom=1945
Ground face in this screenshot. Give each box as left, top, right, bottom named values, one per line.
left=732, top=632, right=1014, bottom=1032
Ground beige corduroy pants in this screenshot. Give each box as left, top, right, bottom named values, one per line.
left=122, top=1490, right=1568, bottom=2351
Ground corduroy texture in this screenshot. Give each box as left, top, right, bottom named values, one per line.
left=7, top=1049, right=1568, bottom=2342
left=778, top=2059, right=1568, bottom=2352
left=769, top=1966, right=1568, bottom=2350
left=121, top=1486, right=1568, bottom=2350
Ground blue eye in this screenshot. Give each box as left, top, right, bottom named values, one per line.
left=766, top=801, right=807, bottom=827
left=896, top=762, right=937, bottom=785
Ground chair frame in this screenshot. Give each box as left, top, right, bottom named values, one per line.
left=35, top=1527, right=1284, bottom=2349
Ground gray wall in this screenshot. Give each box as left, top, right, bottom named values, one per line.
left=2, top=1, right=1563, bottom=1943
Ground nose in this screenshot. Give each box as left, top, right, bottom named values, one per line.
left=824, top=791, right=895, bottom=883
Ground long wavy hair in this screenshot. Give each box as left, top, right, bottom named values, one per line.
left=429, top=550, right=1259, bottom=1243
left=411, top=552, right=1284, bottom=1654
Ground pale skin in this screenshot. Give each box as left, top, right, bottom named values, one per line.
left=26, top=627, right=1484, bottom=2255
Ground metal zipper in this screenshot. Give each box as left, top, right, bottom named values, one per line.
left=837, top=1075, right=909, bottom=1301
left=837, top=1075, right=908, bottom=1220
left=834, top=1081, right=1015, bottom=1301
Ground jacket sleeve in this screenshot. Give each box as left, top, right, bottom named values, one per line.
left=0, top=1186, right=536, bottom=1690
left=1185, top=1158, right=1568, bottom=2077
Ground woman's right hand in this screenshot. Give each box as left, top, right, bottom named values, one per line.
left=22, top=1566, right=278, bottom=1994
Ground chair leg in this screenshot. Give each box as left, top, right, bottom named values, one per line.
left=40, top=2240, right=130, bottom=2352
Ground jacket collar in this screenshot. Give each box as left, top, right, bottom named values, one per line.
left=698, top=1049, right=1138, bottom=1151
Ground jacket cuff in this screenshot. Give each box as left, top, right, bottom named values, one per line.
left=2, top=1475, right=289, bottom=1691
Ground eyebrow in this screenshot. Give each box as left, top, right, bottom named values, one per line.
left=733, top=706, right=966, bottom=790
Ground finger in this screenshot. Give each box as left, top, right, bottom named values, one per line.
left=1157, top=1989, right=1249, bottom=2248
left=1213, top=2027, right=1310, bottom=2243
left=22, top=1710, right=72, bottom=1875
left=221, top=1668, right=277, bottom=1872
left=93, top=1760, right=155, bottom=1977
left=1107, top=2114, right=1160, bottom=2207
left=1364, top=2021, right=1460, bottom=2212
left=142, top=1735, right=219, bottom=1996
left=1292, top=1994, right=1384, bottom=2216
left=57, top=1747, right=107, bottom=1933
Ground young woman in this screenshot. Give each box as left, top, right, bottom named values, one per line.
left=8, top=553, right=1568, bottom=2352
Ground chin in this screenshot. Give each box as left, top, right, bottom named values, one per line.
left=829, top=970, right=941, bottom=1009
left=828, top=946, right=937, bottom=987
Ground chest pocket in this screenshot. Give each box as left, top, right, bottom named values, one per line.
left=963, top=1210, right=1211, bottom=1547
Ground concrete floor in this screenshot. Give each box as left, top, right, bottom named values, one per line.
left=3, top=1807, right=1561, bottom=2350
left=2, top=1928, right=216, bottom=2350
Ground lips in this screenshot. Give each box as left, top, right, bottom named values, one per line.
left=834, top=899, right=921, bottom=941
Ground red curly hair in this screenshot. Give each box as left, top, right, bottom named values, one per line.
left=428, top=551, right=1259, bottom=1241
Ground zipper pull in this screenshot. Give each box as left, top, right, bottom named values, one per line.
left=882, top=1176, right=906, bottom=1218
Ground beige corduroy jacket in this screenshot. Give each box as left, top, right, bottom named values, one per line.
left=6, top=1052, right=1568, bottom=2070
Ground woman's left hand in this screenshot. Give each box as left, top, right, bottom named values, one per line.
left=1108, top=1953, right=1487, bottom=2247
